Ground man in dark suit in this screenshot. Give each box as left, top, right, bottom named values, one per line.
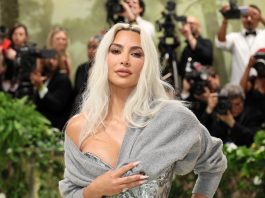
left=72, top=33, right=103, bottom=114
left=30, top=54, right=73, bottom=130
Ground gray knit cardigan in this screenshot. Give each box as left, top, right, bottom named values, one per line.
left=59, top=103, right=227, bottom=198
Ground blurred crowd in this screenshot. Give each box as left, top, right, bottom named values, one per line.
left=0, top=0, right=264, bottom=147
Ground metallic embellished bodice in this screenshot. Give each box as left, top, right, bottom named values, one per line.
left=84, top=152, right=175, bottom=198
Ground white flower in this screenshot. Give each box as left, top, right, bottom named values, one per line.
left=6, top=148, right=12, bottom=154
left=257, top=146, right=265, bottom=153
left=253, top=176, right=262, bottom=185
left=0, top=193, right=6, bottom=198
left=226, top=142, right=238, bottom=153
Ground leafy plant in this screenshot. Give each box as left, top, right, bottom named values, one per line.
left=0, top=92, right=64, bottom=198
left=169, top=130, right=265, bottom=198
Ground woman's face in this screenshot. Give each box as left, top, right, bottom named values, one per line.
left=107, top=30, right=144, bottom=91
left=51, top=31, right=68, bottom=52
left=12, top=27, right=28, bottom=47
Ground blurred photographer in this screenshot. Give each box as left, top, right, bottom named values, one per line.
left=179, top=16, right=213, bottom=78
left=1, top=23, right=33, bottom=97
left=201, top=84, right=263, bottom=146
left=72, top=32, right=104, bottom=114
left=216, top=3, right=265, bottom=84
left=181, top=63, right=221, bottom=120
left=240, top=48, right=265, bottom=123
left=1, top=23, right=57, bottom=98
left=106, top=0, right=155, bottom=38
left=30, top=54, right=73, bottom=130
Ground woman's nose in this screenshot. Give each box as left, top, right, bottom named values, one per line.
left=120, top=53, right=129, bottom=66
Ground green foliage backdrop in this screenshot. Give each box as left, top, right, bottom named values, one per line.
left=0, top=92, right=64, bottom=197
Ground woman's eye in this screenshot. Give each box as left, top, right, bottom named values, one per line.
left=110, top=48, right=120, bottom=54
left=131, top=52, right=143, bottom=58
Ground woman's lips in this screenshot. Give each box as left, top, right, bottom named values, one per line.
left=115, top=69, right=132, bottom=77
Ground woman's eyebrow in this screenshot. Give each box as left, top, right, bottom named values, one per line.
left=110, top=43, right=142, bottom=51
left=130, top=46, right=143, bottom=51
left=110, top=43, right=122, bottom=48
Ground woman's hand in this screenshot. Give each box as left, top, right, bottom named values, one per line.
left=83, top=161, right=148, bottom=198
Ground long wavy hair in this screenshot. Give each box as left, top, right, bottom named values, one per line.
left=79, top=23, right=182, bottom=145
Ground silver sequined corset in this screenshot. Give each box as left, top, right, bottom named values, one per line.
left=84, top=152, right=175, bottom=198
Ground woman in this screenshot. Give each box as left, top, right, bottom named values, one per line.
left=59, top=23, right=227, bottom=198
left=1, top=23, right=31, bottom=96
left=38, top=26, right=72, bottom=76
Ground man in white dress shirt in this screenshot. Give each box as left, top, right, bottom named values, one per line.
left=215, top=4, right=265, bottom=84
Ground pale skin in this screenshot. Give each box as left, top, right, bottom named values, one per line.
left=66, top=30, right=207, bottom=198
left=51, top=31, right=68, bottom=53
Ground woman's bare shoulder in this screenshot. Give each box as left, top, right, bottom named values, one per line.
left=65, top=113, right=86, bottom=146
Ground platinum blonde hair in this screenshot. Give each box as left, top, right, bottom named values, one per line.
left=79, top=23, right=182, bottom=145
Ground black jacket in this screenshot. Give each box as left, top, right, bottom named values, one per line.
left=34, top=71, right=73, bottom=130
left=179, top=36, right=213, bottom=78
left=201, top=106, right=263, bottom=146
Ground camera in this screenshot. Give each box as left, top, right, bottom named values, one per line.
left=156, top=0, right=187, bottom=53
left=16, top=43, right=56, bottom=59
left=12, top=43, right=56, bottom=98
left=220, top=0, right=248, bottom=19
left=156, top=0, right=187, bottom=90
left=253, top=52, right=265, bottom=78
left=184, top=60, right=209, bottom=95
left=215, top=95, right=231, bottom=115
left=156, top=0, right=186, bottom=53
left=105, top=0, right=125, bottom=25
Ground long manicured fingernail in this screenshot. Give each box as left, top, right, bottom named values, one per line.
left=140, top=175, right=149, bottom=179
left=139, top=179, right=148, bottom=184
left=133, top=161, right=141, bottom=166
